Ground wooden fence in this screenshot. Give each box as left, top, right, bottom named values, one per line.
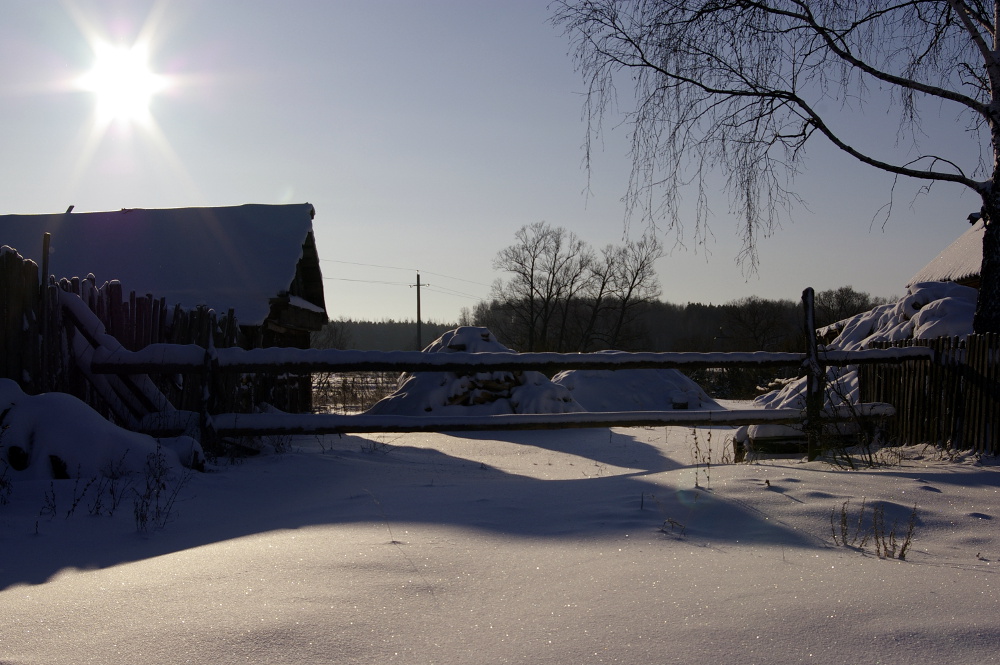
left=8, top=242, right=995, bottom=456
left=1, top=247, right=46, bottom=393
left=859, top=334, right=999, bottom=453
left=0, top=247, right=306, bottom=417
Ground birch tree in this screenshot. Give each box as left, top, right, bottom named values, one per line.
left=553, top=0, right=1000, bottom=333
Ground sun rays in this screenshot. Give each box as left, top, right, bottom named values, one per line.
left=62, top=1, right=205, bottom=205
left=77, top=41, right=166, bottom=127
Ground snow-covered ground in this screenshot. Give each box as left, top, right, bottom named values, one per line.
left=3, top=427, right=999, bottom=664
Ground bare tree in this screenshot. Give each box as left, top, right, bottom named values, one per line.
left=484, top=224, right=661, bottom=351
left=602, top=234, right=663, bottom=348
left=311, top=316, right=353, bottom=349
left=490, top=222, right=594, bottom=351
left=553, top=0, right=1000, bottom=333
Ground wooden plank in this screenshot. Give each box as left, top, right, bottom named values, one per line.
left=966, top=335, right=982, bottom=452
left=990, top=334, right=999, bottom=455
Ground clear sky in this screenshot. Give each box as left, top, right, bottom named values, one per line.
left=0, top=0, right=980, bottom=323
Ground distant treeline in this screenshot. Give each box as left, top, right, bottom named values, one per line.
left=312, top=318, right=457, bottom=351
left=311, top=287, right=889, bottom=400
left=313, top=286, right=889, bottom=354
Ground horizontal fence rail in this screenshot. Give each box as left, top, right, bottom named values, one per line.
left=90, top=344, right=936, bottom=375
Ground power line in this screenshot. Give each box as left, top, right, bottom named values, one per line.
left=419, top=270, right=492, bottom=288
left=321, top=259, right=415, bottom=272
left=323, top=276, right=409, bottom=286
left=322, top=259, right=492, bottom=288
left=424, top=285, right=482, bottom=301
left=322, top=276, right=484, bottom=303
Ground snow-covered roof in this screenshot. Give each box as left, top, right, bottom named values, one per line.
left=906, top=219, right=984, bottom=287
left=0, top=203, right=324, bottom=326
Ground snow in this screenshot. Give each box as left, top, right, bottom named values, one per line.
left=0, top=378, right=203, bottom=478
left=2, top=300, right=996, bottom=663
left=364, top=328, right=729, bottom=417
left=2, top=426, right=999, bottom=664
left=906, top=219, right=984, bottom=287
left=0, top=203, right=319, bottom=325
left=366, top=328, right=585, bottom=416
left=553, top=354, right=722, bottom=412
left=817, top=281, right=978, bottom=350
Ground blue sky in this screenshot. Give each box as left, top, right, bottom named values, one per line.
left=0, top=0, right=978, bottom=323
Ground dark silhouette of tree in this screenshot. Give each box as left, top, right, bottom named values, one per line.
left=482, top=223, right=662, bottom=351
left=553, top=0, right=1000, bottom=333
left=720, top=296, right=799, bottom=352
left=814, top=286, right=891, bottom=328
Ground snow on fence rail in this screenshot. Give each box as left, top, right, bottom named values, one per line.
left=0, top=257, right=930, bottom=455
left=89, top=344, right=934, bottom=375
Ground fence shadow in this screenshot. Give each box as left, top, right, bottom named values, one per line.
left=1, top=431, right=814, bottom=591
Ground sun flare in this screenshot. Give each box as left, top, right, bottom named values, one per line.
left=78, top=42, right=166, bottom=124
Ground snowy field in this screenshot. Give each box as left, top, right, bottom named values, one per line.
left=2, top=427, right=999, bottom=664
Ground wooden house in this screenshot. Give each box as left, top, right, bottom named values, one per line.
left=0, top=203, right=327, bottom=349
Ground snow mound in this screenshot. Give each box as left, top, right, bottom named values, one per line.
left=742, top=282, right=977, bottom=443
left=817, top=281, right=977, bottom=351
left=365, top=327, right=584, bottom=416
left=553, top=363, right=721, bottom=412
left=0, top=379, right=204, bottom=479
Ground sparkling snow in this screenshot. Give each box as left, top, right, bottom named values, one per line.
left=2, top=429, right=999, bottom=664
left=3, top=291, right=998, bottom=664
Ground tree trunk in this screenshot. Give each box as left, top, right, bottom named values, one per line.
left=974, top=199, right=1000, bottom=334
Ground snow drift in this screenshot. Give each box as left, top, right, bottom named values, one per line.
left=553, top=361, right=721, bottom=412
left=0, top=378, right=204, bottom=479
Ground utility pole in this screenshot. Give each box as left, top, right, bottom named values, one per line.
left=411, top=272, right=428, bottom=350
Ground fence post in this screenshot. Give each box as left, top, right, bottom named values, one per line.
left=802, top=287, right=823, bottom=461
left=199, top=310, right=219, bottom=453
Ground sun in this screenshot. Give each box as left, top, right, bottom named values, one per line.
left=78, top=42, right=166, bottom=125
